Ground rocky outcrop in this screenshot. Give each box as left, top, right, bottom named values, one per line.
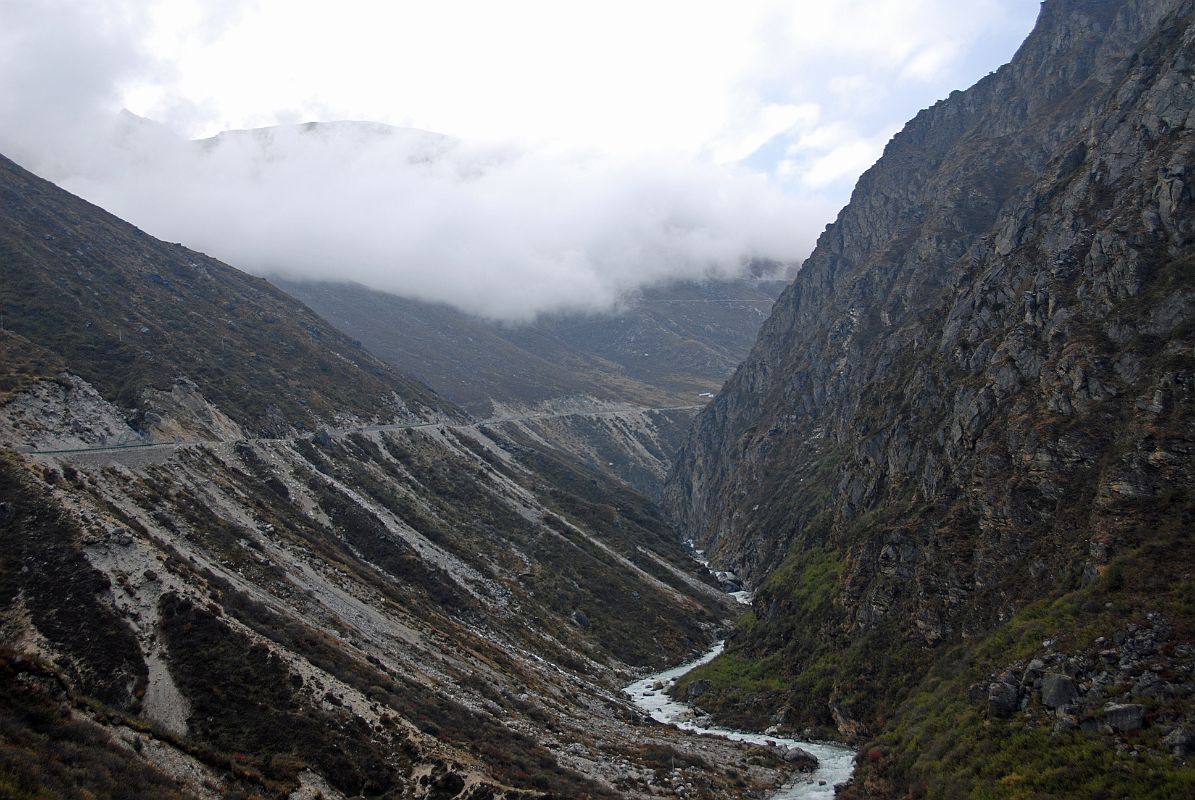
left=665, top=0, right=1194, bottom=793
left=970, top=612, right=1192, bottom=740
left=668, top=0, right=1193, bottom=581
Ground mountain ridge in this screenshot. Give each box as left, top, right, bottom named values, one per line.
left=0, top=152, right=456, bottom=439
left=664, top=0, right=1195, bottom=794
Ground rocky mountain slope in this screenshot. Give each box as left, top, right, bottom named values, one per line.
left=0, top=153, right=454, bottom=437
left=275, top=274, right=787, bottom=416
left=274, top=272, right=787, bottom=498
left=0, top=153, right=802, bottom=799
left=664, top=0, right=1195, bottom=795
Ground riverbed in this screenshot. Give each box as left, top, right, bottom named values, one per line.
left=623, top=642, right=856, bottom=799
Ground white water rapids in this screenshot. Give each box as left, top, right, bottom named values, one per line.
left=623, top=642, right=855, bottom=798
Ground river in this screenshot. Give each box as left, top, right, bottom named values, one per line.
left=623, top=642, right=856, bottom=799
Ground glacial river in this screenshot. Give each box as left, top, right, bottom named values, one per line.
left=623, top=642, right=856, bottom=798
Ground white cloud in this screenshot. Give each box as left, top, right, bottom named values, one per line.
left=29, top=119, right=834, bottom=322
left=120, top=0, right=1038, bottom=156
left=706, top=102, right=820, bottom=165
left=900, top=41, right=962, bottom=81
left=0, top=0, right=1041, bottom=322
left=795, top=136, right=886, bottom=189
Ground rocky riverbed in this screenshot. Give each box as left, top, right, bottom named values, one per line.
left=624, top=642, right=856, bottom=798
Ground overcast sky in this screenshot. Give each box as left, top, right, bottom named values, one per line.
left=0, top=0, right=1039, bottom=321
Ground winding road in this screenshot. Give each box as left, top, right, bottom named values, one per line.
left=18, top=404, right=704, bottom=461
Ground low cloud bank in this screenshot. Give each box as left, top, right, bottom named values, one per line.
left=0, top=1, right=830, bottom=322
left=12, top=116, right=828, bottom=321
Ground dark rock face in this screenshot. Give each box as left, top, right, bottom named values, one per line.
left=668, top=0, right=1193, bottom=592
left=664, top=0, right=1195, bottom=791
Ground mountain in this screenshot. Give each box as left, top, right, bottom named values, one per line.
left=274, top=272, right=788, bottom=497
left=0, top=151, right=452, bottom=437
left=0, top=153, right=805, bottom=799
left=664, top=0, right=1195, bottom=795
left=275, top=273, right=788, bottom=415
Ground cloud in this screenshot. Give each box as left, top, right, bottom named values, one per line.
left=705, top=102, right=820, bottom=165
left=777, top=123, right=901, bottom=190
left=19, top=118, right=832, bottom=322
left=0, top=0, right=153, bottom=170
left=0, top=0, right=1040, bottom=322
left=0, top=1, right=837, bottom=324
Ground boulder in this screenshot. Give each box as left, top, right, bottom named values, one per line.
left=784, top=746, right=817, bottom=769
left=686, top=679, right=710, bottom=699
left=571, top=609, right=589, bottom=628
left=988, top=681, right=1020, bottom=718
left=1040, top=673, right=1078, bottom=709
left=1103, top=703, right=1146, bottom=732
left=1162, top=727, right=1193, bottom=756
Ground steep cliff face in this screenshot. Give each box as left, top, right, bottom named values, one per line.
left=666, top=0, right=1195, bottom=794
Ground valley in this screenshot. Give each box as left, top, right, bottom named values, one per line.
left=0, top=149, right=818, bottom=798
left=3, top=0, right=1194, bottom=798
left=272, top=272, right=788, bottom=496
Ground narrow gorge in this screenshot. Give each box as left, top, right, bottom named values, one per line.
left=1, top=0, right=1192, bottom=798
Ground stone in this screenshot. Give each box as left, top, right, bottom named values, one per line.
left=988, top=682, right=1020, bottom=718
left=784, top=746, right=817, bottom=766
left=686, top=679, right=710, bottom=699
left=1053, top=716, right=1079, bottom=734
left=571, top=609, right=589, bottom=628
left=1041, top=673, right=1079, bottom=709
left=1103, top=703, right=1146, bottom=732
left=1162, top=728, right=1193, bottom=756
